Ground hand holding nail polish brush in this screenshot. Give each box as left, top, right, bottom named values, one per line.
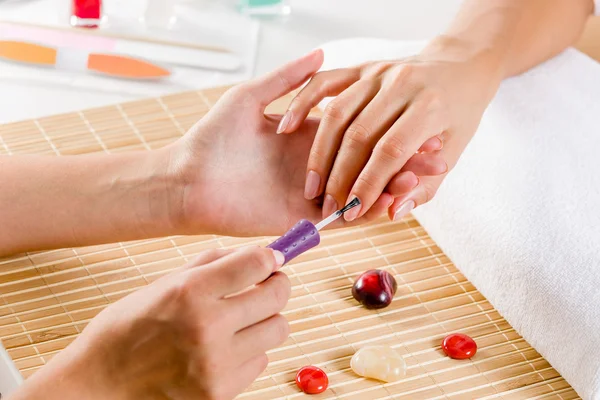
left=267, top=198, right=360, bottom=265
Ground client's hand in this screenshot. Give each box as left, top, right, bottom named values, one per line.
left=279, top=40, right=501, bottom=221
left=166, top=50, right=445, bottom=236
left=11, top=247, right=288, bottom=400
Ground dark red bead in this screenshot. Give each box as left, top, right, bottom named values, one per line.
left=352, top=269, right=397, bottom=309
left=295, top=365, right=328, bottom=394
left=441, top=333, right=477, bottom=359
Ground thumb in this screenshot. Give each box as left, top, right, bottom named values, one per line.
left=247, top=49, right=324, bottom=108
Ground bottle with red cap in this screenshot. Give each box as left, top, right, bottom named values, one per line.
left=71, top=0, right=103, bottom=28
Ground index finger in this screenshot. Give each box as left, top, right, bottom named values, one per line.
left=343, top=100, right=440, bottom=221
left=198, top=246, right=285, bottom=298
left=246, top=49, right=324, bottom=109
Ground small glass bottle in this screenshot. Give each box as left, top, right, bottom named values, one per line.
left=142, top=0, right=177, bottom=29
left=238, top=0, right=291, bottom=17
left=70, top=0, right=103, bottom=28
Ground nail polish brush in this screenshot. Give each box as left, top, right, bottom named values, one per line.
left=267, top=198, right=361, bottom=265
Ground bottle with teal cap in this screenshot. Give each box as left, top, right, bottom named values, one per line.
left=237, top=0, right=291, bottom=17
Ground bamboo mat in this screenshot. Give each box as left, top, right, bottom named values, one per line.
left=0, top=86, right=579, bottom=400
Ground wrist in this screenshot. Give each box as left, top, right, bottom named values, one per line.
left=159, top=138, right=214, bottom=236
left=10, top=338, right=129, bottom=400
left=136, top=148, right=187, bottom=236
left=422, top=34, right=505, bottom=100
left=84, top=149, right=186, bottom=241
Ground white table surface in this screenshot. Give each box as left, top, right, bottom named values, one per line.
left=0, top=0, right=462, bottom=124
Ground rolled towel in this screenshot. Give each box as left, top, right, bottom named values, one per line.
left=318, top=38, right=600, bottom=399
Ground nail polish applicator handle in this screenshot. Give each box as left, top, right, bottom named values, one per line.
left=267, top=198, right=361, bottom=265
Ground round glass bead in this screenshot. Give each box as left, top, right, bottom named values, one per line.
left=441, top=333, right=477, bottom=359
left=295, top=365, right=328, bottom=394
left=351, top=269, right=397, bottom=309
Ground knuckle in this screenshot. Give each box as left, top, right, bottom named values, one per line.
left=390, top=63, right=415, bottom=85
left=188, top=250, right=221, bottom=267
left=324, top=174, right=345, bottom=198
left=308, top=147, right=328, bottom=167
left=323, top=101, right=345, bottom=121
left=375, top=136, right=409, bottom=161
left=225, top=84, right=258, bottom=107
left=270, top=274, right=292, bottom=310
left=223, top=84, right=243, bottom=98
left=344, top=123, right=372, bottom=149
left=196, top=316, right=220, bottom=346
left=421, top=181, right=439, bottom=204
left=167, top=274, right=193, bottom=305
left=276, top=71, right=292, bottom=92
left=355, top=173, right=379, bottom=192
left=246, top=248, right=274, bottom=276
left=311, top=70, right=327, bottom=85
left=273, top=315, right=290, bottom=345
left=363, top=61, right=394, bottom=77
left=419, top=88, right=444, bottom=111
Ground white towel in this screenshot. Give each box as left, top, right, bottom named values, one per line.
left=319, top=38, right=600, bottom=399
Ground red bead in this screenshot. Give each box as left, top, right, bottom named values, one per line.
left=352, top=269, right=397, bottom=309
left=441, top=333, right=477, bottom=359
left=295, top=366, right=328, bottom=394
left=72, top=0, right=102, bottom=19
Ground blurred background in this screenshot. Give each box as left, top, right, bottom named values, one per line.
left=0, top=0, right=597, bottom=123
left=0, top=0, right=464, bottom=123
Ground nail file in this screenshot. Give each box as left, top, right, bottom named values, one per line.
left=0, top=40, right=171, bottom=79
left=0, top=21, right=242, bottom=72
left=267, top=198, right=361, bottom=265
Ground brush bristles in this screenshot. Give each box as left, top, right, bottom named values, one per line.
left=339, top=197, right=361, bottom=214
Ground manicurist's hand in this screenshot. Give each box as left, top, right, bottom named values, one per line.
left=10, top=247, right=288, bottom=400
left=279, top=40, right=503, bottom=222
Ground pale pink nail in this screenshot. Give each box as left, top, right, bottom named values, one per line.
left=323, top=194, right=338, bottom=218
left=393, top=200, right=415, bottom=221
left=304, top=170, right=321, bottom=200
left=271, top=250, right=285, bottom=268
left=277, top=110, right=293, bottom=134
left=343, top=196, right=361, bottom=222
left=386, top=196, right=394, bottom=208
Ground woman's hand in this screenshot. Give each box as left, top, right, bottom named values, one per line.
left=11, top=247, right=288, bottom=400
left=165, top=50, right=446, bottom=237
left=279, top=39, right=503, bottom=221
left=0, top=49, right=447, bottom=256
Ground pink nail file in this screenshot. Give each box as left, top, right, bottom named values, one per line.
left=267, top=198, right=360, bottom=265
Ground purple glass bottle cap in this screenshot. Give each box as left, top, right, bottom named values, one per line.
left=267, top=219, right=320, bottom=265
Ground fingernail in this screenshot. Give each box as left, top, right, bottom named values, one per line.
left=393, top=200, right=415, bottom=221
left=271, top=250, right=285, bottom=268
left=277, top=110, right=293, bottom=134
left=323, top=194, right=338, bottom=217
left=411, top=175, right=420, bottom=190
left=436, top=137, right=444, bottom=150
left=386, top=195, right=394, bottom=208
left=304, top=170, right=321, bottom=200
left=343, top=196, right=361, bottom=222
